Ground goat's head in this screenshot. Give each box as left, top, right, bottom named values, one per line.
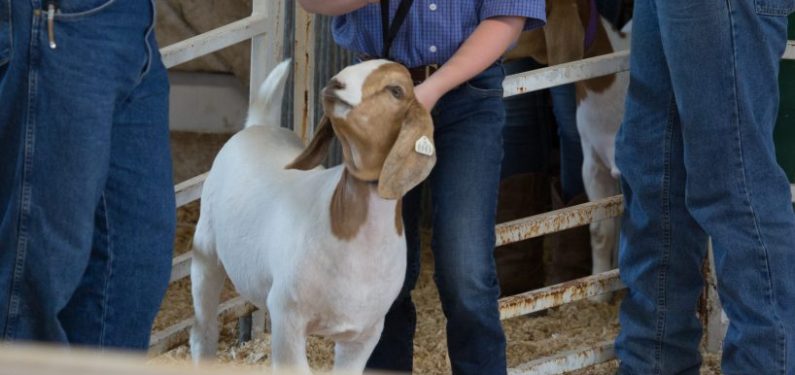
left=287, top=60, right=436, bottom=200
left=505, top=0, right=610, bottom=66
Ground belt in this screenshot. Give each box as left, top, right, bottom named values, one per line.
left=358, top=54, right=439, bottom=85
left=503, top=57, right=543, bottom=75
left=407, top=64, right=439, bottom=85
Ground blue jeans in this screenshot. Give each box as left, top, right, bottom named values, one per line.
left=550, top=83, right=586, bottom=201
left=0, top=0, right=174, bottom=350
left=367, top=64, right=507, bottom=375
left=501, top=57, right=553, bottom=178
left=615, top=0, right=795, bottom=373
left=595, top=0, right=625, bottom=28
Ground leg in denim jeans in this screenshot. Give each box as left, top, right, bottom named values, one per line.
left=616, top=0, right=795, bottom=373
left=501, top=57, right=552, bottom=179
left=365, top=183, right=422, bottom=372
left=366, top=65, right=507, bottom=375
left=0, top=0, right=173, bottom=349
left=429, top=66, right=507, bottom=375
left=550, top=83, right=585, bottom=201
left=58, top=42, right=174, bottom=349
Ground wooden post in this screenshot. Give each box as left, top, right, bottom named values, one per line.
left=292, top=3, right=316, bottom=142
left=250, top=0, right=286, bottom=102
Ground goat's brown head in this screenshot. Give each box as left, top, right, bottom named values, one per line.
left=505, top=0, right=624, bottom=104
left=286, top=59, right=436, bottom=200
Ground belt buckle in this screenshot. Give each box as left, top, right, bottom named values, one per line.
left=425, top=64, right=439, bottom=79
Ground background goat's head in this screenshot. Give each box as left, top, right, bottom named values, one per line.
left=505, top=0, right=622, bottom=66
left=287, top=60, right=436, bottom=200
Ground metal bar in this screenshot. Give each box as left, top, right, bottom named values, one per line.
left=784, top=41, right=795, bottom=60
left=158, top=2, right=229, bottom=70
left=791, top=183, right=794, bottom=203
left=505, top=42, right=794, bottom=98
left=167, top=190, right=625, bottom=284
left=508, top=341, right=615, bottom=375
left=250, top=0, right=286, bottom=104
left=160, top=14, right=268, bottom=69
left=503, top=51, right=630, bottom=97
left=237, top=315, right=253, bottom=344
left=251, top=310, right=269, bottom=339
left=499, top=270, right=624, bottom=320
left=174, top=173, right=207, bottom=208
left=148, top=297, right=256, bottom=355
left=495, top=195, right=623, bottom=247
left=169, top=251, right=192, bottom=283
left=167, top=189, right=623, bottom=284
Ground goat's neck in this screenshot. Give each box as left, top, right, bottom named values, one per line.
left=330, top=169, right=402, bottom=241
left=577, top=20, right=619, bottom=104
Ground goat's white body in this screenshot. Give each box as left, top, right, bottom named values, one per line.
left=199, top=127, right=405, bottom=311
left=190, top=61, right=406, bottom=374
left=576, top=19, right=631, bottom=298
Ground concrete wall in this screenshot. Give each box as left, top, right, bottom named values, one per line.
left=169, top=72, right=248, bottom=133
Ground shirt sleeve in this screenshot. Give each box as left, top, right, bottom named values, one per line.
left=480, top=0, right=547, bottom=30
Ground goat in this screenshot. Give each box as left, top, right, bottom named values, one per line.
left=189, top=59, right=436, bottom=374
left=507, top=0, right=631, bottom=301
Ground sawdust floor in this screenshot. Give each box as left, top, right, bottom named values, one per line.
left=155, top=132, right=723, bottom=374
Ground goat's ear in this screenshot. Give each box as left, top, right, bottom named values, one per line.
left=377, top=101, right=436, bottom=199
left=286, top=116, right=334, bottom=170
left=544, top=1, right=585, bottom=66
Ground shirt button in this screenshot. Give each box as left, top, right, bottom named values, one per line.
left=429, top=3, right=437, bottom=11
left=429, top=45, right=437, bottom=53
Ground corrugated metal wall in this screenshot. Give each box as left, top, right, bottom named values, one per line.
left=280, top=0, right=296, bottom=131
left=313, top=15, right=355, bottom=166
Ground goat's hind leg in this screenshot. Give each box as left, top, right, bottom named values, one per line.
left=582, top=148, right=621, bottom=303
left=189, top=232, right=227, bottom=362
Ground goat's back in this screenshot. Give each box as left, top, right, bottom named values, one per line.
left=195, top=126, right=339, bottom=304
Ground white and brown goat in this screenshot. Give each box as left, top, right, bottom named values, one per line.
left=508, top=0, right=631, bottom=298
left=189, top=59, right=436, bottom=374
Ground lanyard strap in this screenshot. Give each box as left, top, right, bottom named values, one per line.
left=584, top=0, right=599, bottom=51
left=380, top=0, right=414, bottom=59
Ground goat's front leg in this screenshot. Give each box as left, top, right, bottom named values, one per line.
left=268, top=301, right=311, bottom=374
left=332, top=321, right=384, bottom=375
left=189, top=249, right=227, bottom=362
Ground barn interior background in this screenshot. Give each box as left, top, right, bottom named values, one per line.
left=140, top=1, right=795, bottom=374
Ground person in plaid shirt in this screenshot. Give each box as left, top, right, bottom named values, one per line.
left=299, top=1, right=545, bottom=374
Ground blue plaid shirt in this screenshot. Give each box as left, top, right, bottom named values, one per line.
left=332, top=0, right=546, bottom=68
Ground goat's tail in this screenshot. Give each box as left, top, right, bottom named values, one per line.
left=245, top=59, right=292, bottom=128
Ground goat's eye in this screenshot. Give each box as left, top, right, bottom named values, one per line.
left=387, top=85, right=404, bottom=99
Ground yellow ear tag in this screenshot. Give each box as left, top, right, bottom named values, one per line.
left=414, top=136, right=435, bottom=156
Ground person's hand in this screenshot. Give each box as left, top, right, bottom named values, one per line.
left=413, top=80, right=445, bottom=111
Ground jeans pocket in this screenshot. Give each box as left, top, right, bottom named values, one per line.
left=756, top=0, right=795, bottom=16
left=0, top=0, right=10, bottom=67
left=463, top=64, right=506, bottom=98
left=464, top=81, right=504, bottom=98
left=54, top=0, right=117, bottom=20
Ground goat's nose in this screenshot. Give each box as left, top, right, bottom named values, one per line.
left=328, top=78, right=345, bottom=91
